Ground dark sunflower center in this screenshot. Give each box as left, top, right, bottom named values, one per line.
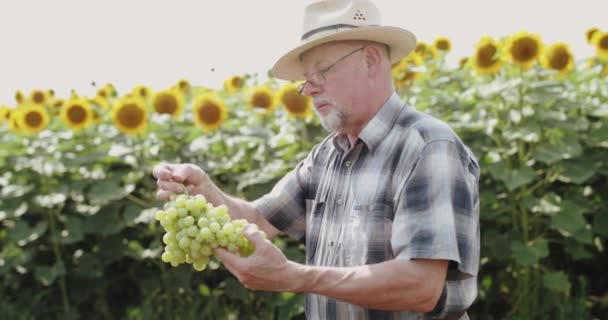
left=155, top=94, right=178, bottom=114
left=118, top=104, right=144, bottom=128
left=32, top=92, right=45, bottom=104
left=478, top=44, right=498, bottom=68
left=283, top=90, right=308, bottom=113
left=437, top=40, right=450, bottom=51
left=68, top=105, right=87, bottom=123
left=512, top=38, right=538, bottom=62
left=198, top=103, right=220, bottom=124
left=600, top=36, right=608, bottom=50
left=25, top=111, right=42, bottom=127
left=550, top=48, right=570, bottom=70
left=231, top=77, right=243, bottom=88
left=252, top=92, right=271, bottom=109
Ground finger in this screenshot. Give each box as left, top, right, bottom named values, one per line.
left=157, top=180, right=186, bottom=194
left=215, top=248, right=244, bottom=270
left=243, top=224, right=267, bottom=247
left=156, top=189, right=173, bottom=201
left=172, top=164, right=204, bottom=185
left=152, top=163, right=175, bottom=180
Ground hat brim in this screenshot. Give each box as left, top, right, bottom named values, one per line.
left=271, top=26, right=416, bottom=81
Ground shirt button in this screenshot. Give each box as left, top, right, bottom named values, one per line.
left=337, top=198, right=344, bottom=205
left=345, top=160, right=352, bottom=167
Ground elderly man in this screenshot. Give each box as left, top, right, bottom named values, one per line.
left=154, top=0, right=479, bottom=319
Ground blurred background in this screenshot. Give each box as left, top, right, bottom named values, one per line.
left=1, top=1, right=607, bottom=320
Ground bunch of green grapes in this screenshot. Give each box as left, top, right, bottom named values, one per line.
left=154, top=194, right=255, bottom=271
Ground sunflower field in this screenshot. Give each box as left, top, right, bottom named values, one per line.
left=1, top=29, right=607, bottom=320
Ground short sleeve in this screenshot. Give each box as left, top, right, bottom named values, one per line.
left=392, top=140, right=480, bottom=279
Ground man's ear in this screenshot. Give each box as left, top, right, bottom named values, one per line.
left=364, top=45, right=383, bottom=77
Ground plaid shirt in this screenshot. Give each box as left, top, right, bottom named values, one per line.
left=253, top=93, right=480, bottom=320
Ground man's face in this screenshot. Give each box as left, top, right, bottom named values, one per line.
left=300, top=42, right=365, bottom=133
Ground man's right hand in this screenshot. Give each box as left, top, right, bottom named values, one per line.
left=152, top=163, right=210, bottom=201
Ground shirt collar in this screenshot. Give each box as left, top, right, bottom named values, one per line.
left=358, top=92, right=404, bottom=153
left=330, top=92, right=404, bottom=153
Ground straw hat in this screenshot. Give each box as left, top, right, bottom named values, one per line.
left=271, top=0, right=417, bottom=81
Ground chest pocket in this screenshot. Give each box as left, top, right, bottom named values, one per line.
left=342, top=202, right=394, bottom=266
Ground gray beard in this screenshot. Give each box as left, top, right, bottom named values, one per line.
left=317, top=107, right=347, bottom=133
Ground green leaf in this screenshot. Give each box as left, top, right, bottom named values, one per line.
left=61, top=216, right=85, bottom=244
left=84, top=203, right=125, bottom=236
left=531, top=135, right=583, bottom=165
left=551, top=210, right=587, bottom=234
left=122, top=204, right=142, bottom=226
left=86, top=178, right=135, bottom=206
left=531, top=143, right=564, bottom=165
left=488, top=162, right=536, bottom=191
left=586, top=125, right=608, bottom=147
left=34, top=261, right=65, bottom=286
left=8, top=220, right=47, bottom=244
left=543, top=271, right=570, bottom=294
left=572, top=227, right=594, bottom=245
left=225, top=278, right=249, bottom=302
left=564, top=241, right=593, bottom=260
left=557, top=159, right=596, bottom=184
left=593, top=210, right=608, bottom=237
left=510, top=239, right=548, bottom=266
left=75, top=253, right=103, bottom=278
left=534, top=193, right=561, bottom=215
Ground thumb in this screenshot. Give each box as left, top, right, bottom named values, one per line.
left=243, top=224, right=267, bottom=247
left=171, top=164, right=203, bottom=185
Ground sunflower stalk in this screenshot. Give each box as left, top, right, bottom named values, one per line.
left=46, top=207, right=71, bottom=317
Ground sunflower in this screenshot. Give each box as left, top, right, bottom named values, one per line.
left=506, top=31, right=543, bottom=70
left=278, top=83, right=312, bottom=118
left=90, top=96, right=110, bottom=111
left=132, top=85, right=153, bottom=100
left=8, top=110, right=21, bottom=134
left=14, top=90, right=25, bottom=105
left=51, top=98, right=64, bottom=109
left=392, top=53, right=424, bottom=88
left=176, top=79, right=191, bottom=93
left=152, top=89, right=184, bottom=118
left=111, top=97, right=148, bottom=135
left=61, top=98, right=94, bottom=131
left=29, top=89, right=49, bottom=105
left=192, top=93, right=228, bottom=131
left=433, top=36, right=452, bottom=53
left=0, top=105, right=11, bottom=125
left=591, top=31, right=608, bottom=61
left=89, top=97, right=110, bottom=124
left=472, top=36, right=503, bottom=76
left=248, top=86, right=276, bottom=114
left=541, top=42, right=574, bottom=78
left=586, top=27, right=600, bottom=44
left=104, top=83, right=118, bottom=98
left=223, top=75, right=245, bottom=93
left=459, top=57, right=469, bottom=69
left=17, top=104, right=49, bottom=135
left=96, top=87, right=110, bottom=100
left=414, top=41, right=439, bottom=60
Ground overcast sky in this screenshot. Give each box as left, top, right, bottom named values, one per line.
left=0, top=0, right=606, bottom=105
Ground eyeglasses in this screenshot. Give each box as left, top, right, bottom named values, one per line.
left=297, top=46, right=365, bottom=94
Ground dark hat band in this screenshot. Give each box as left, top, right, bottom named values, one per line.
left=301, top=23, right=378, bottom=41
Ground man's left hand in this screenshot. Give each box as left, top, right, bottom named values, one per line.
left=215, top=224, right=302, bottom=292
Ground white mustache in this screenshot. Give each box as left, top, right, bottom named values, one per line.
left=313, top=96, right=332, bottom=107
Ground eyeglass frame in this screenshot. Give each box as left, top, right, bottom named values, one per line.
left=297, top=46, right=365, bottom=94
